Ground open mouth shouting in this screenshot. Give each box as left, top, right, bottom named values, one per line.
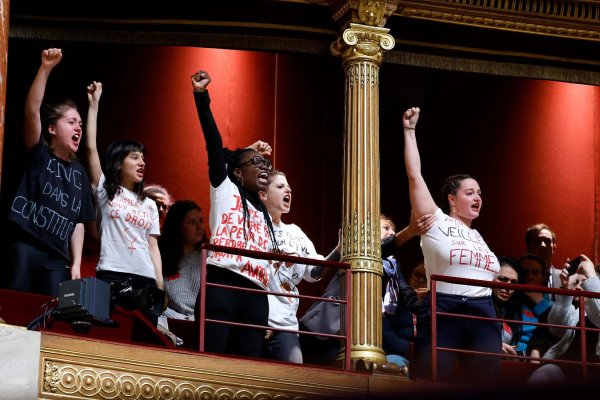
left=283, top=193, right=291, bottom=209
left=71, top=133, right=81, bottom=147
left=136, top=167, right=145, bottom=179
left=258, top=171, right=269, bottom=186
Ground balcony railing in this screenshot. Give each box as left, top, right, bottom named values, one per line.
left=197, top=243, right=353, bottom=370
left=429, top=274, right=600, bottom=381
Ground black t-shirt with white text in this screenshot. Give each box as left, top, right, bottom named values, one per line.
left=8, top=139, right=95, bottom=261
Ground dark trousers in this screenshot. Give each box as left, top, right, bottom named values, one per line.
left=195, top=265, right=268, bottom=358
left=413, top=293, right=500, bottom=384
left=6, top=239, right=69, bottom=297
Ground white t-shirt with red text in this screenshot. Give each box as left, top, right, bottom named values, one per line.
left=421, top=208, right=499, bottom=297
left=94, top=174, right=160, bottom=279
left=208, top=178, right=273, bottom=289
left=268, top=222, right=322, bottom=330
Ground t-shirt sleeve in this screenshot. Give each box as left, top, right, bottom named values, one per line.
left=149, top=200, right=160, bottom=236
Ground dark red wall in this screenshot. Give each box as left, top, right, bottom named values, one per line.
left=1, top=41, right=597, bottom=283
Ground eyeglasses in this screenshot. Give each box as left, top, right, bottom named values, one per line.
left=239, top=155, right=272, bottom=170
left=496, top=276, right=518, bottom=284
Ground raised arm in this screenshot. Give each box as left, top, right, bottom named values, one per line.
left=402, top=107, right=437, bottom=217
left=192, top=71, right=227, bottom=187
left=24, top=48, right=63, bottom=150
left=85, top=81, right=103, bottom=186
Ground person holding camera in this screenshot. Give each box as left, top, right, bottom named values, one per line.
left=543, top=255, right=600, bottom=372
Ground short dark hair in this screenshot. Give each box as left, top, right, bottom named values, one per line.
left=497, top=255, right=524, bottom=283
left=518, top=253, right=549, bottom=282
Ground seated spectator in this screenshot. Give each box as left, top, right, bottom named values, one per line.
left=144, top=184, right=174, bottom=226
left=298, top=212, right=433, bottom=368
left=546, top=256, right=600, bottom=361
left=492, top=256, right=523, bottom=357
left=515, top=253, right=553, bottom=356
left=408, top=263, right=428, bottom=303
left=381, top=213, right=433, bottom=370
left=158, top=200, right=207, bottom=323
left=529, top=255, right=600, bottom=384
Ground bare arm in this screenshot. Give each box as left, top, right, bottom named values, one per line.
left=403, top=107, right=437, bottom=218
left=69, top=223, right=85, bottom=279
left=394, top=212, right=435, bottom=247
left=85, top=82, right=103, bottom=186
left=149, top=235, right=164, bottom=290
left=24, top=48, right=63, bottom=150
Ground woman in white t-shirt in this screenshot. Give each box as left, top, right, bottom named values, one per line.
left=259, top=170, right=340, bottom=364
left=84, top=82, right=164, bottom=322
left=402, top=107, right=500, bottom=384
left=192, top=70, right=278, bottom=358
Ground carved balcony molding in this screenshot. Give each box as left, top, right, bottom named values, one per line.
left=394, top=0, right=600, bottom=40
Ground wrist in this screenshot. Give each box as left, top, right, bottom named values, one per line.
left=404, top=126, right=415, bottom=130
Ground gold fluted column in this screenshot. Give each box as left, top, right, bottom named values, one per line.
left=331, top=22, right=394, bottom=366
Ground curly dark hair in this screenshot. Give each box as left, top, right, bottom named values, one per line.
left=103, top=140, right=146, bottom=202
left=223, top=147, right=278, bottom=252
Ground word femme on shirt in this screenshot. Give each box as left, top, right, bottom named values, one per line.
left=440, top=226, right=498, bottom=272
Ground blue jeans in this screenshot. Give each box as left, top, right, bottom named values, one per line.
left=413, top=293, right=500, bottom=384
left=269, top=331, right=303, bottom=363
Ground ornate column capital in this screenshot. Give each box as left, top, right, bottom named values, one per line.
left=331, top=23, right=395, bottom=65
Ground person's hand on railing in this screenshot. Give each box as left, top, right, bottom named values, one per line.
left=501, top=342, right=517, bottom=356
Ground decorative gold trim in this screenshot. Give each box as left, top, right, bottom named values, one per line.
left=396, top=0, right=600, bottom=41
left=331, top=23, right=395, bottom=64
left=41, top=360, right=297, bottom=400
left=358, top=0, right=387, bottom=26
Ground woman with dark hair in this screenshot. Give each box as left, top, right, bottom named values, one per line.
left=492, top=256, right=524, bottom=356
left=6, top=48, right=95, bottom=296
left=158, top=200, right=206, bottom=321
left=192, top=70, right=277, bottom=357
left=402, top=107, right=501, bottom=384
left=84, top=82, right=163, bottom=314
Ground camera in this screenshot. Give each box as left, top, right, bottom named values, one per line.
left=566, top=256, right=582, bottom=276
left=110, top=279, right=165, bottom=317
